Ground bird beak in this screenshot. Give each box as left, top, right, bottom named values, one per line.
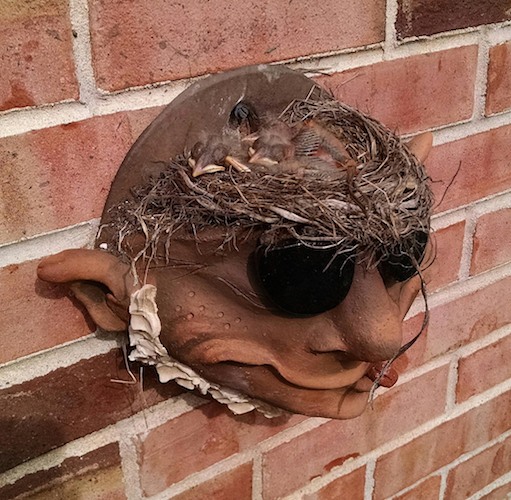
left=188, top=157, right=225, bottom=177
left=225, top=155, right=251, bottom=173
left=248, top=151, right=278, bottom=167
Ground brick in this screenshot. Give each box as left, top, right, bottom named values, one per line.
left=303, top=467, right=366, bottom=500
left=0, top=113, right=134, bottom=245
left=0, top=260, right=92, bottom=364
left=457, top=334, right=511, bottom=402
left=396, top=0, right=511, bottom=39
left=138, top=404, right=304, bottom=496
left=480, top=481, right=511, bottom=499
left=427, top=277, right=511, bottom=356
left=397, top=276, right=511, bottom=373
left=262, top=366, right=448, bottom=499
left=0, top=443, right=125, bottom=500
left=471, top=208, right=511, bottom=275
left=0, top=351, right=182, bottom=473
left=393, top=313, right=429, bottom=374
left=393, top=475, right=442, bottom=500
left=486, top=42, right=511, bottom=115
left=373, top=389, right=511, bottom=498
left=88, top=0, right=385, bottom=91
left=174, top=463, right=253, bottom=500
left=318, top=46, right=477, bottom=135
left=0, top=0, right=78, bottom=111
left=426, top=125, right=511, bottom=213
left=425, top=222, right=465, bottom=292
left=445, top=435, right=511, bottom=499
left=126, top=105, right=165, bottom=142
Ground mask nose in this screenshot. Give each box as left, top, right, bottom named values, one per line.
left=309, top=265, right=404, bottom=362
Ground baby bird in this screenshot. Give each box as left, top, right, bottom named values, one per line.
left=293, top=120, right=355, bottom=170
left=188, top=134, right=250, bottom=178
left=247, top=120, right=296, bottom=167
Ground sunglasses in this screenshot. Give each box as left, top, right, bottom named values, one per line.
left=251, top=231, right=428, bottom=316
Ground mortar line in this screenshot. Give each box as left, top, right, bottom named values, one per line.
left=445, top=358, right=459, bottom=411
left=473, top=27, right=491, bottom=120
left=383, top=0, right=398, bottom=57
left=438, top=471, right=448, bottom=500
left=407, top=260, right=511, bottom=317
left=68, top=0, right=97, bottom=108
left=470, top=471, right=511, bottom=499
left=458, top=207, right=477, bottom=280
left=251, top=452, right=263, bottom=500
left=0, top=334, right=120, bottom=389
left=487, top=22, right=511, bottom=45
left=432, top=108, right=511, bottom=145
left=364, top=459, right=376, bottom=500
left=118, top=436, right=143, bottom=500
left=0, top=219, right=99, bottom=268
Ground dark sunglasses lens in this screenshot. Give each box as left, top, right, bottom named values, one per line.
left=379, top=231, right=429, bottom=283
left=254, top=243, right=355, bottom=315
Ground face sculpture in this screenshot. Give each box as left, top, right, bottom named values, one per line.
left=36, top=67, right=434, bottom=419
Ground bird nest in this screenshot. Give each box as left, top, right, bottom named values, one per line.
left=105, top=88, right=433, bottom=271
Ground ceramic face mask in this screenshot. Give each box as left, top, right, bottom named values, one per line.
left=37, top=66, right=434, bottom=420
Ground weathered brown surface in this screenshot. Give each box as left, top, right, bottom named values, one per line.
left=396, top=0, right=511, bottom=39
left=0, top=443, right=125, bottom=500
left=0, top=351, right=182, bottom=473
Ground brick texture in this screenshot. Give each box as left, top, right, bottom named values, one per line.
left=0, top=114, right=133, bottom=245
left=445, top=435, right=511, bottom=499
left=0, top=351, right=182, bottom=472
left=262, top=366, right=448, bottom=499
left=397, top=276, right=511, bottom=373
left=138, top=404, right=304, bottom=496
left=174, top=463, right=253, bottom=500
left=486, top=42, right=511, bottom=116
left=425, top=222, right=465, bottom=291
left=471, top=208, right=511, bottom=275
left=0, top=260, right=93, bottom=364
left=0, top=0, right=78, bottom=111
left=373, top=390, right=511, bottom=498
left=426, top=125, right=511, bottom=213
left=88, top=0, right=385, bottom=91
left=393, top=475, right=442, bottom=500
left=318, top=46, right=477, bottom=135
left=303, top=467, right=366, bottom=500
left=457, top=334, right=511, bottom=402
left=0, top=443, right=125, bottom=500
left=396, top=0, right=511, bottom=39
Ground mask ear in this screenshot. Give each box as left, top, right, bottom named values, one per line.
left=406, top=131, right=433, bottom=163
left=37, top=249, right=133, bottom=332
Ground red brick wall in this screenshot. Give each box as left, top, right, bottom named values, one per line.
left=1, top=1, right=510, bottom=498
